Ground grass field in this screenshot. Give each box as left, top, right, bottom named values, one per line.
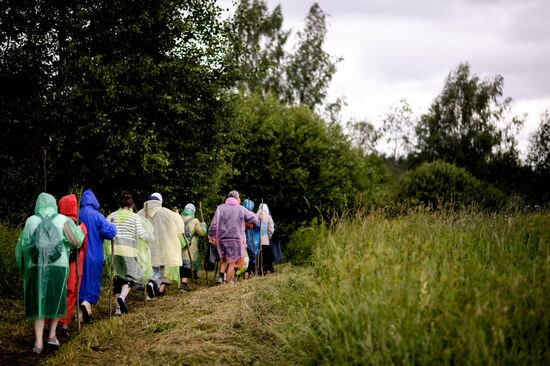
left=1, top=209, right=549, bottom=365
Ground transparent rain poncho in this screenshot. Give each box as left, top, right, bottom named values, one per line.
left=104, top=209, right=154, bottom=285
left=15, top=193, right=84, bottom=320
left=137, top=200, right=185, bottom=283
left=181, top=210, right=207, bottom=272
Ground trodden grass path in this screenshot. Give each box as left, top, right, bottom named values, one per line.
left=2, top=265, right=308, bottom=366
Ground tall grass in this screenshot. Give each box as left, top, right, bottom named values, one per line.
left=281, top=209, right=550, bottom=365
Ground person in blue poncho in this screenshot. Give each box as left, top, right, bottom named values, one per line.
left=78, top=189, right=117, bottom=323
left=242, top=199, right=259, bottom=279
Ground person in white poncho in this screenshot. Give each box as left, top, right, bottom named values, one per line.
left=137, top=192, right=185, bottom=296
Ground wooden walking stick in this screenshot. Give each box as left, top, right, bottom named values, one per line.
left=199, top=202, right=209, bottom=286
left=75, top=187, right=83, bottom=332
left=108, top=217, right=115, bottom=317
left=259, top=199, right=264, bottom=276
left=182, top=232, right=194, bottom=284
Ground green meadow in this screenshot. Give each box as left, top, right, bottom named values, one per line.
left=1, top=209, right=549, bottom=365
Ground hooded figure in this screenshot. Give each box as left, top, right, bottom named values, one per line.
left=58, top=194, right=88, bottom=333
left=208, top=191, right=259, bottom=284
left=15, top=192, right=84, bottom=353
left=179, top=203, right=207, bottom=292
left=78, top=189, right=117, bottom=322
left=242, top=199, right=259, bottom=276
left=257, top=203, right=275, bottom=274
left=137, top=193, right=185, bottom=295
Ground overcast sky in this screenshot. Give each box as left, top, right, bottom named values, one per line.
left=262, top=0, right=550, bottom=156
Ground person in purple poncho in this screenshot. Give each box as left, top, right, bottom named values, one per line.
left=208, top=190, right=259, bottom=284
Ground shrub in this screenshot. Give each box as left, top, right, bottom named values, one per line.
left=398, top=160, right=506, bottom=209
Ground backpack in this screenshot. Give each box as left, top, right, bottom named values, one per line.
left=29, top=214, right=64, bottom=264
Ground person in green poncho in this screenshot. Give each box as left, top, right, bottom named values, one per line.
left=179, top=203, right=207, bottom=292
left=15, top=193, right=84, bottom=354
left=105, top=191, right=156, bottom=314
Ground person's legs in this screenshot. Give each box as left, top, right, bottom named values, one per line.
left=226, top=261, right=236, bottom=282
left=34, top=319, right=45, bottom=350
left=218, top=258, right=227, bottom=283
left=179, top=266, right=192, bottom=292
left=47, top=318, right=60, bottom=346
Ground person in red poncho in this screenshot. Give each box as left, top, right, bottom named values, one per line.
left=58, top=194, right=88, bottom=335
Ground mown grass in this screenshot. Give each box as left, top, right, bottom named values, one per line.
left=2, top=209, right=549, bottom=365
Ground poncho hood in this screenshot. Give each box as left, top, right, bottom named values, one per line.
left=143, top=199, right=162, bottom=218
left=34, top=192, right=58, bottom=217
left=59, top=194, right=78, bottom=220
left=242, top=199, right=255, bottom=212
left=257, top=203, right=270, bottom=216
left=80, top=189, right=100, bottom=211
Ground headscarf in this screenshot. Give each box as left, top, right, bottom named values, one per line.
left=182, top=203, right=196, bottom=217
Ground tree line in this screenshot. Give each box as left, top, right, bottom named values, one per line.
left=1, top=0, right=548, bottom=236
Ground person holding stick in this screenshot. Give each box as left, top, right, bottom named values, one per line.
left=57, top=194, right=88, bottom=336
left=242, top=199, right=259, bottom=279
left=179, top=203, right=207, bottom=292
left=208, top=190, right=259, bottom=284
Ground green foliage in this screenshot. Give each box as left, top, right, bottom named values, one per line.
left=228, top=0, right=289, bottom=97
left=228, top=1, right=340, bottom=111
left=0, top=224, right=22, bottom=299
left=0, top=1, right=237, bottom=218
left=398, top=160, right=506, bottom=209
left=284, top=3, right=341, bottom=110
left=414, top=63, right=523, bottom=181
left=225, top=93, right=392, bottom=237
left=280, top=210, right=550, bottom=365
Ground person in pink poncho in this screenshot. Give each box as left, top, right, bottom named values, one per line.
left=208, top=190, right=259, bottom=284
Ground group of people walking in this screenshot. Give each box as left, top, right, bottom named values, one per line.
left=15, top=189, right=280, bottom=354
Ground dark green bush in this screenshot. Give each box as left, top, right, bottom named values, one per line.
left=398, top=160, right=506, bottom=209
left=0, top=224, right=23, bottom=299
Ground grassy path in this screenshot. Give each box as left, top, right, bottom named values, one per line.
left=1, top=265, right=309, bottom=366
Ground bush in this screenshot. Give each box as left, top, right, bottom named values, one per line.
left=0, top=224, right=22, bottom=299
left=398, top=160, right=506, bottom=209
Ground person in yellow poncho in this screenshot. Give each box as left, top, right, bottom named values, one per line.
left=137, top=192, right=185, bottom=296
left=15, top=193, right=84, bottom=354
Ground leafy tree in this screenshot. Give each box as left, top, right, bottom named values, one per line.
left=528, top=110, right=550, bottom=175
left=380, top=99, right=416, bottom=160
left=0, top=0, right=236, bottom=220
left=284, top=3, right=341, bottom=111
left=414, top=63, right=523, bottom=180
left=346, top=118, right=380, bottom=156
left=228, top=1, right=340, bottom=112
left=228, top=0, right=289, bottom=97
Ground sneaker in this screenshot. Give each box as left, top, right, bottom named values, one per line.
left=180, top=282, right=189, bottom=293
left=80, top=301, right=92, bottom=323
left=32, top=345, right=43, bottom=354
left=117, top=297, right=128, bottom=314
left=217, top=273, right=225, bottom=285
left=146, top=281, right=156, bottom=299
left=47, top=337, right=60, bottom=347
